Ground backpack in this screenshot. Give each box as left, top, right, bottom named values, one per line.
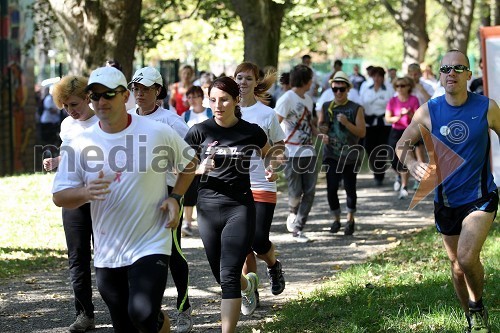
left=184, top=108, right=213, bottom=123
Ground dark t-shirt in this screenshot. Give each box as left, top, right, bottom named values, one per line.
left=470, top=77, right=483, bottom=95
left=184, top=117, right=267, bottom=202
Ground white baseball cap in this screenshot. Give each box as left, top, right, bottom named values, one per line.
left=128, top=67, right=164, bottom=87
left=86, top=66, right=128, bottom=90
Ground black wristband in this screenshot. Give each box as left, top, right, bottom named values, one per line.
left=169, top=193, right=184, bottom=207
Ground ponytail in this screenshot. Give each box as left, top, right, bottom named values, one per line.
left=235, top=105, right=242, bottom=119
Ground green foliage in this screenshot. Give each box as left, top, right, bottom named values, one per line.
left=245, top=224, right=500, bottom=332
left=137, top=0, right=204, bottom=52
left=24, top=0, right=59, bottom=54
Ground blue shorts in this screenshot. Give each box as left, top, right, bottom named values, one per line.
left=434, top=190, right=498, bottom=236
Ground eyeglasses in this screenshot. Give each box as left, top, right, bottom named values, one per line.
left=332, top=87, right=347, bottom=93
left=89, top=90, right=126, bottom=101
left=439, top=65, right=469, bottom=74
left=131, top=87, right=156, bottom=94
left=395, top=84, right=408, bottom=88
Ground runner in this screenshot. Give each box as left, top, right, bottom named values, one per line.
left=184, top=76, right=277, bottom=333
left=44, top=75, right=99, bottom=333
left=52, top=66, right=197, bottom=333
left=128, top=66, right=193, bottom=333
left=234, top=62, right=286, bottom=305
left=396, top=49, right=500, bottom=333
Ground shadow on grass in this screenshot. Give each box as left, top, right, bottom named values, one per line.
left=0, top=247, right=67, bottom=279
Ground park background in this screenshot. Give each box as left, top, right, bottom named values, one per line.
left=0, top=1, right=499, bottom=331
left=1, top=0, right=499, bottom=176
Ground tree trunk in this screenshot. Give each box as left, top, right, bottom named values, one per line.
left=229, top=0, right=288, bottom=69
left=48, top=0, right=142, bottom=79
left=437, top=0, right=476, bottom=53
left=493, top=0, right=500, bottom=25
left=383, top=0, right=429, bottom=71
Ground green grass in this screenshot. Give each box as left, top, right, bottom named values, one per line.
left=247, top=224, right=499, bottom=333
left=0, top=173, right=67, bottom=278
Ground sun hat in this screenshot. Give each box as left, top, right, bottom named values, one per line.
left=328, top=71, right=353, bottom=88
left=86, top=66, right=128, bottom=90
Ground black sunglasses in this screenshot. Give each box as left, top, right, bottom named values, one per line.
left=439, top=65, right=469, bottom=74
left=332, top=87, right=347, bottom=93
left=395, top=84, right=408, bottom=88
left=89, top=90, right=125, bottom=101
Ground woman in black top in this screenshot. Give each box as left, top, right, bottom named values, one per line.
left=184, top=77, right=275, bottom=333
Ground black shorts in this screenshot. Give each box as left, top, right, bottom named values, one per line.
left=434, top=190, right=498, bottom=236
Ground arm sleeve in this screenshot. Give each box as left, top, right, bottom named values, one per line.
left=274, top=93, right=290, bottom=119
left=52, top=144, right=84, bottom=193
left=268, top=113, right=286, bottom=143
left=171, top=118, right=189, bottom=138
left=164, top=129, right=196, bottom=173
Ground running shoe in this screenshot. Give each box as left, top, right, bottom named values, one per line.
left=181, top=223, right=193, bottom=237
left=286, top=213, right=297, bottom=232
left=69, top=313, right=95, bottom=333
left=293, top=229, right=311, bottom=243
left=329, top=220, right=341, bottom=233
left=176, top=307, right=193, bottom=333
left=241, top=273, right=259, bottom=315
left=399, top=187, right=409, bottom=200
left=344, top=220, right=355, bottom=236
left=267, top=260, right=285, bottom=295
left=393, top=178, right=401, bottom=191
left=469, top=307, right=491, bottom=333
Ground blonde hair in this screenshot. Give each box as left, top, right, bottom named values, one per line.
left=392, top=76, right=415, bottom=93
left=51, top=76, right=88, bottom=109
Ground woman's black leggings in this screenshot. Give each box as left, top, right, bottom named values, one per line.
left=252, top=201, right=276, bottom=255
left=62, top=203, right=94, bottom=318
left=197, top=196, right=256, bottom=299
left=95, top=254, right=169, bottom=333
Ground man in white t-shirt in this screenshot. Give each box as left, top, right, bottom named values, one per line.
left=407, top=63, right=435, bottom=106
left=52, top=66, right=197, bottom=333
left=275, top=64, right=318, bottom=243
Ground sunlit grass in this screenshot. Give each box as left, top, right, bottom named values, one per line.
left=0, top=173, right=67, bottom=278
left=247, top=223, right=499, bottom=332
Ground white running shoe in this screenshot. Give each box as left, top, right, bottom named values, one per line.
left=241, top=273, right=259, bottom=316
left=393, top=180, right=401, bottom=191
left=293, top=230, right=312, bottom=243
left=286, top=213, right=297, bottom=232
left=399, top=187, right=409, bottom=199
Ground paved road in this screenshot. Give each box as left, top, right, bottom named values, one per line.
left=0, top=173, right=434, bottom=332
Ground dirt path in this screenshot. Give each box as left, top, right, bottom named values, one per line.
left=0, top=173, right=434, bottom=332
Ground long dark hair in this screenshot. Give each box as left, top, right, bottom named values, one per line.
left=208, top=77, right=242, bottom=118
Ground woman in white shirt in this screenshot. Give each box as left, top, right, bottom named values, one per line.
left=234, top=62, right=286, bottom=305
left=43, top=75, right=99, bottom=333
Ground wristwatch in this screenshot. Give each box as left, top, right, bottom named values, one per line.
left=169, top=193, right=184, bottom=207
